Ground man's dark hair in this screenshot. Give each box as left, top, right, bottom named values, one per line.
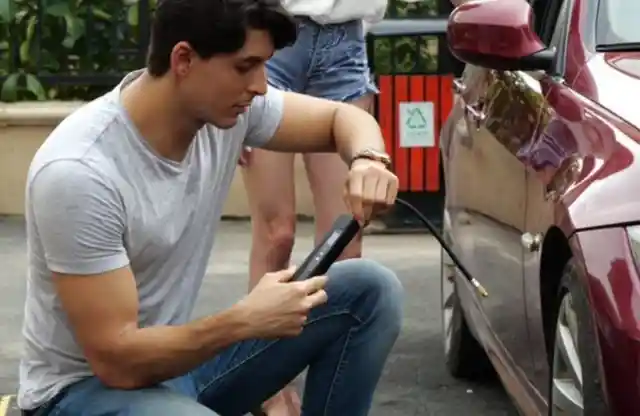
left=147, top=0, right=298, bottom=76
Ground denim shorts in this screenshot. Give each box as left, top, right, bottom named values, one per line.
left=266, top=18, right=379, bottom=102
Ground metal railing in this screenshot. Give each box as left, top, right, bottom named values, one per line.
left=1, top=0, right=462, bottom=228
left=368, top=18, right=463, bottom=76
left=0, top=0, right=456, bottom=101
left=366, top=17, right=463, bottom=230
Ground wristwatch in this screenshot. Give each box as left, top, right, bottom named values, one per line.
left=350, top=148, right=392, bottom=170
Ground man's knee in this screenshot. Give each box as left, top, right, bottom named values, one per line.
left=327, top=258, right=404, bottom=331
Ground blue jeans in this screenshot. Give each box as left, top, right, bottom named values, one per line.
left=266, top=17, right=378, bottom=102
left=38, top=259, right=404, bottom=415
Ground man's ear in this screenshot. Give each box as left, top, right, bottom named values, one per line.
left=170, top=41, right=196, bottom=77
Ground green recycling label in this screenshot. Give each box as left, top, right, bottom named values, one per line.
left=398, top=102, right=435, bottom=148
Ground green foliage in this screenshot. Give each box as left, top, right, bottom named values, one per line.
left=0, top=0, right=155, bottom=102
left=0, top=0, right=440, bottom=102
left=372, top=35, right=439, bottom=75
left=371, top=0, right=440, bottom=74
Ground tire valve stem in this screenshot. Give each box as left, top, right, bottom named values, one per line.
left=471, top=278, right=489, bottom=298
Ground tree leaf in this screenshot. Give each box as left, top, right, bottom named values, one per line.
left=90, top=7, right=111, bottom=20
left=1, top=73, right=21, bottom=102
left=25, top=73, right=46, bottom=100
left=25, top=14, right=36, bottom=41
left=19, top=40, right=30, bottom=63
left=0, top=0, right=14, bottom=22
left=62, top=15, right=85, bottom=48
left=45, top=2, right=70, bottom=17
left=127, top=4, right=138, bottom=26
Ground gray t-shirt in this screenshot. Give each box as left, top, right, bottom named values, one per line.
left=17, top=70, right=284, bottom=409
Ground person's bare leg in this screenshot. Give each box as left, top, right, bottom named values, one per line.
left=241, top=149, right=297, bottom=289
left=303, top=94, right=375, bottom=260
left=238, top=13, right=312, bottom=415
left=242, top=150, right=303, bottom=414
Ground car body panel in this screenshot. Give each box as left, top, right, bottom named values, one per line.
left=563, top=53, right=640, bottom=231
left=441, top=0, right=640, bottom=413
left=442, top=65, right=548, bottom=414
left=571, top=227, right=640, bottom=416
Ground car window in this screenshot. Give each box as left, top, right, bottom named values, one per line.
left=547, top=0, right=571, bottom=76
left=529, top=0, right=550, bottom=36
left=549, top=0, right=570, bottom=48
left=596, top=0, right=640, bottom=45
left=531, top=0, right=569, bottom=45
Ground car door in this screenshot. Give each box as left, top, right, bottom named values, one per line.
left=444, top=64, right=534, bottom=376
left=520, top=0, right=584, bottom=396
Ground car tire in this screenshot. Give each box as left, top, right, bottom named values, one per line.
left=547, top=260, right=608, bottom=415
left=441, top=247, right=494, bottom=380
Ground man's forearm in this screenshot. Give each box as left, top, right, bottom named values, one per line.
left=98, top=304, right=251, bottom=389
left=332, top=103, right=387, bottom=164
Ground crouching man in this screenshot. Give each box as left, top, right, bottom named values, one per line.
left=17, top=0, right=404, bottom=415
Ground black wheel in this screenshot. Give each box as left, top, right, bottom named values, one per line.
left=547, top=260, right=608, bottom=415
left=441, top=247, right=493, bottom=379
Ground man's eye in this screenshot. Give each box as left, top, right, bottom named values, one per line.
left=236, top=65, right=253, bottom=74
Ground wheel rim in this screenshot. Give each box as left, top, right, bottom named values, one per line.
left=551, top=293, right=584, bottom=415
left=441, top=248, right=455, bottom=356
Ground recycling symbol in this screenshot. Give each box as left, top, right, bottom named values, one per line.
left=406, top=108, right=427, bottom=129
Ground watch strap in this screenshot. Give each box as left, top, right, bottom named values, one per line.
left=350, top=149, right=392, bottom=170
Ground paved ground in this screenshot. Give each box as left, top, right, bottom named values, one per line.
left=0, top=217, right=517, bottom=415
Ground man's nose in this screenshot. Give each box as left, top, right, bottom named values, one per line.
left=248, top=68, right=268, bottom=96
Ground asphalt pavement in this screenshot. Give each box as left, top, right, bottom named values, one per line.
left=0, top=217, right=517, bottom=415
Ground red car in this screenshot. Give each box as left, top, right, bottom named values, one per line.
left=439, top=0, right=640, bottom=414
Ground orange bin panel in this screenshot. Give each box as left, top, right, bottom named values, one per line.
left=377, top=74, right=454, bottom=192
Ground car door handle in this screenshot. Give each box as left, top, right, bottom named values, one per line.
left=453, top=78, right=466, bottom=94
left=521, top=232, right=543, bottom=252
left=544, top=186, right=560, bottom=202
left=465, top=103, right=486, bottom=123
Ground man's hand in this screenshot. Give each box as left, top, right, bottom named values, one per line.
left=237, top=266, right=328, bottom=339
left=344, top=159, right=399, bottom=225
left=238, top=146, right=252, bottom=167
